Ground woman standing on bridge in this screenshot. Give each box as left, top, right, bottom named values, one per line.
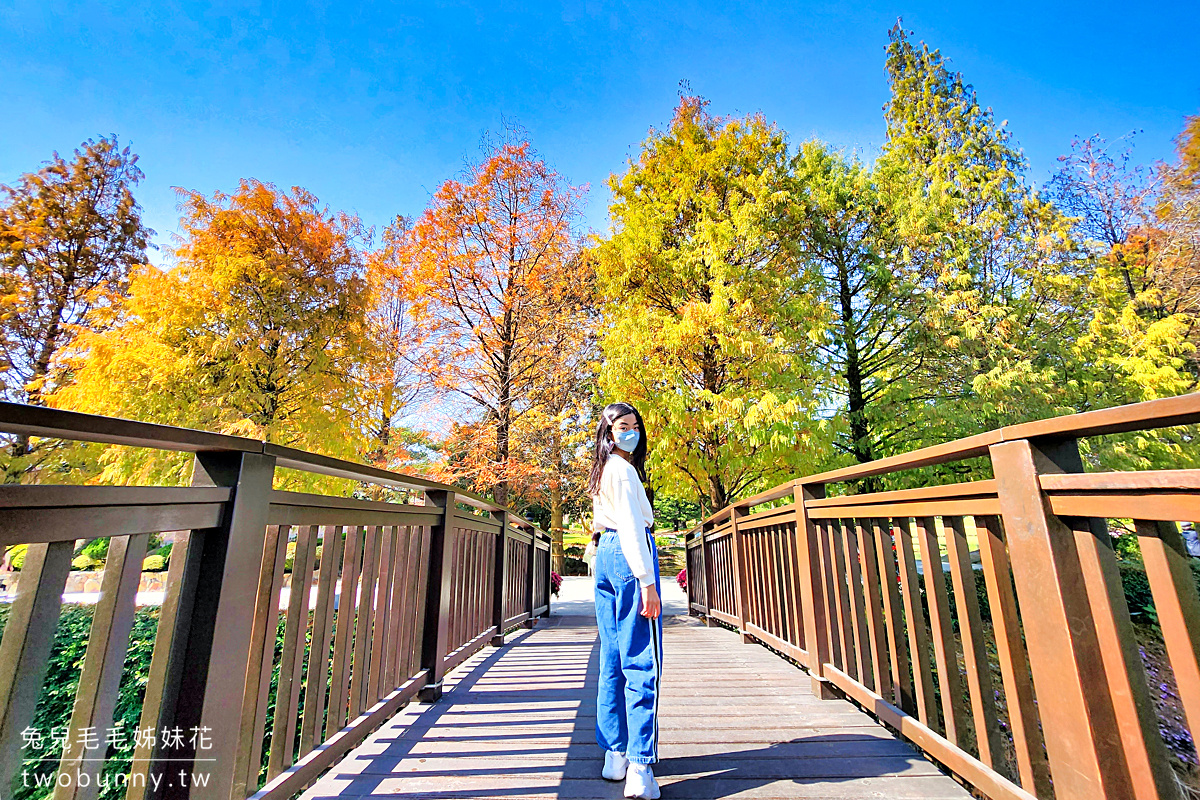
left=588, top=401, right=663, bottom=800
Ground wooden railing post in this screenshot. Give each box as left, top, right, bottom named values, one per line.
left=523, top=526, right=537, bottom=628
left=149, top=450, right=276, bottom=800
left=544, top=534, right=552, bottom=623
left=684, top=532, right=695, bottom=614
left=1035, top=437, right=1178, bottom=800
left=0, top=541, right=73, bottom=789
left=697, top=529, right=711, bottom=622
left=728, top=506, right=752, bottom=643
left=793, top=483, right=835, bottom=699
left=543, top=532, right=553, bottom=618
left=490, top=511, right=508, bottom=646
left=991, top=438, right=1135, bottom=800
left=418, top=489, right=456, bottom=703
left=687, top=529, right=710, bottom=620
left=691, top=525, right=705, bottom=623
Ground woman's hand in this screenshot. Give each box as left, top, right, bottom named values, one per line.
left=640, top=584, right=661, bottom=619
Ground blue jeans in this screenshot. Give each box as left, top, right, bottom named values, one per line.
left=594, top=528, right=663, bottom=765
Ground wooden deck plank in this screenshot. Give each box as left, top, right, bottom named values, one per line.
left=300, top=615, right=972, bottom=800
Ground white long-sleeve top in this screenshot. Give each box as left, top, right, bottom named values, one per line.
left=592, top=453, right=656, bottom=587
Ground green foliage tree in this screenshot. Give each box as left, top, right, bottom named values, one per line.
left=652, top=494, right=701, bottom=532
left=790, top=142, right=930, bottom=470
left=1047, top=123, right=1199, bottom=469
left=595, top=96, right=824, bottom=512
left=0, top=136, right=151, bottom=482
left=877, top=24, right=1086, bottom=443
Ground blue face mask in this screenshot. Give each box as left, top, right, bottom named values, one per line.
left=613, top=429, right=640, bottom=453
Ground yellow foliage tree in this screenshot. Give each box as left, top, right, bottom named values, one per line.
left=595, top=96, right=823, bottom=512
left=55, top=180, right=371, bottom=485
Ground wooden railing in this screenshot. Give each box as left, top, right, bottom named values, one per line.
left=0, top=402, right=551, bottom=800
left=686, top=393, right=1200, bottom=800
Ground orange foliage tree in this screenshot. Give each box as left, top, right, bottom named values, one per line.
left=395, top=130, right=589, bottom=509
left=361, top=218, right=431, bottom=478
left=0, top=137, right=151, bottom=482
left=510, top=371, right=596, bottom=570
left=509, top=256, right=598, bottom=569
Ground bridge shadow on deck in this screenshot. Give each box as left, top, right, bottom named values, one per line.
left=300, top=615, right=971, bottom=800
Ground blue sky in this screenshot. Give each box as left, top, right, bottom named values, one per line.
left=2, top=0, right=1197, bottom=259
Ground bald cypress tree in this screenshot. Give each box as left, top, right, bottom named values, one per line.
left=0, top=136, right=150, bottom=482
left=879, top=24, right=1084, bottom=439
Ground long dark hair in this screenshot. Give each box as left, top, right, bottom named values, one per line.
left=587, top=402, right=649, bottom=497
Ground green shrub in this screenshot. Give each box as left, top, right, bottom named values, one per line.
left=1116, top=558, right=1200, bottom=628
left=284, top=542, right=322, bottom=573
left=9, top=605, right=161, bottom=800
left=562, top=556, right=588, bottom=576
left=69, top=539, right=110, bottom=571
left=1113, top=531, right=1142, bottom=561
left=71, top=553, right=103, bottom=571
left=1119, top=560, right=1155, bottom=620
left=7, top=603, right=302, bottom=800
left=141, top=554, right=167, bottom=572
left=7, top=544, right=28, bottom=571
left=79, top=538, right=109, bottom=561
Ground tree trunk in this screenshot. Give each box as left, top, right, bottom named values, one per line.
left=1116, top=249, right=1137, bottom=302
left=494, top=312, right=514, bottom=507
left=5, top=288, right=70, bottom=484
left=3, top=436, right=31, bottom=485
left=707, top=472, right=727, bottom=513
left=364, top=394, right=393, bottom=501
left=25, top=276, right=71, bottom=407
left=495, top=403, right=510, bottom=507
left=838, top=257, right=874, bottom=465
left=550, top=483, right=565, bottom=574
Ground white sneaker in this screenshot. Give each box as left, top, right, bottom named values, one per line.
left=624, top=763, right=660, bottom=799
left=602, top=750, right=629, bottom=781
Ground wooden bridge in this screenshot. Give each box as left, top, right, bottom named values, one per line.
left=297, top=613, right=972, bottom=800
left=1, top=395, right=1199, bottom=800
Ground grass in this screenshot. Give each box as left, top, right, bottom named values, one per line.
left=562, top=529, right=591, bottom=549
left=558, top=528, right=686, bottom=577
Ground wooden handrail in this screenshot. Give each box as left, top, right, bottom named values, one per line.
left=0, top=400, right=262, bottom=452
left=0, top=402, right=554, bottom=800
left=0, top=401, right=544, bottom=532
left=796, top=430, right=1002, bottom=487
left=684, top=391, right=1200, bottom=800
left=692, top=392, right=1200, bottom=530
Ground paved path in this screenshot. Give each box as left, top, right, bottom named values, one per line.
left=300, top=613, right=971, bottom=799
left=551, top=575, right=689, bottom=617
